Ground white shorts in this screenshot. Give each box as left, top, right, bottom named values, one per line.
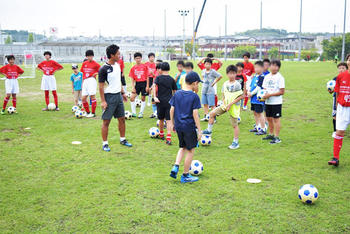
left=5, top=79, right=19, bottom=94
left=41, top=75, right=57, bottom=91
left=336, top=104, right=350, bottom=131
left=82, top=78, right=97, bottom=96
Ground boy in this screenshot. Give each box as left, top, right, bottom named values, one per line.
left=247, top=61, right=266, bottom=135
left=0, top=55, right=24, bottom=114
left=202, top=65, right=244, bottom=149
left=80, top=50, right=101, bottom=118
left=70, top=64, right=83, bottom=107
left=153, top=62, right=177, bottom=145
left=328, top=55, right=350, bottom=166
left=129, top=52, right=149, bottom=118
left=174, top=60, right=186, bottom=90
left=262, top=59, right=285, bottom=144
left=169, top=71, right=202, bottom=183
left=37, top=51, right=63, bottom=111
left=201, top=58, right=222, bottom=121
left=235, top=62, right=248, bottom=111
left=99, top=44, right=132, bottom=152
left=263, top=58, right=271, bottom=76
left=145, top=53, right=156, bottom=107
left=180, top=61, right=194, bottom=89
left=118, top=57, right=126, bottom=93
left=197, top=53, right=223, bottom=71
left=242, top=52, right=255, bottom=110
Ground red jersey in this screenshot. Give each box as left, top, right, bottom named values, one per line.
left=129, top=64, right=149, bottom=82
left=145, top=61, right=157, bottom=78
left=335, top=71, right=350, bottom=107
left=198, top=62, right=222, bottom=71
left=37, top=60, right=63, bottom=75
left=80, top=60, right=101, bottom=79
left=118, top=59, right=125, bottom=73
left=243, top=62, right=255, bottom=76
left=0, top=64, right=24, bottom=79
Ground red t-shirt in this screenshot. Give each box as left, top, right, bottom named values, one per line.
left=0, top=64, right=24, bottom=79
left=80, top=60, right=101, bottom=79
left=145, top=62, right=157, bottom=78
left=118, top=59, right=125, bottom=73
left=129, top=64, right=149, bottom=82
left=198, top=62, right=222, bottom=71
left=243, top=62, right=255, bottom=76
left=37, top=60, right=63, bottom=75
left=335, top=71, right=350, bottom=107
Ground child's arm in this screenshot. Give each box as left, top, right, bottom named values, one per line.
left=153, top=84, right=160, bottom=103
left=226, top=94, right=244, bottom=111
left=146, top=77, right=150, bottom=92
left=264, top=88, right=285, bottom=99
left=175, top=73, right=181, bottom=83
left=72, top=82, right=75, bottom=94
left=214, top=58, right=223, bottom=67
left=193, top=109, right=202, bottom=141
left=170, top=106, right=175, bottom=132
left=211, top=75, right=222, bottom=87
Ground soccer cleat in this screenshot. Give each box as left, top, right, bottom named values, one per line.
left=159, top=136, right=165, bottom=140
left=243, top=105, right=247, bottom=110
left=166, top=140, right=172, bottom=145
left=200, top=117, right=208, bottom=122
left=202, top=129, right=212, bottom=135
left=249, top=128, right=258, bottom=133
left=328, top=157, right=339, bottom=167
left=149, top=113, right=157, bottom=118
left=228, top=142, right=239, bottom=149
left=55, top=107, right=60, bottom=111
left=120, top=139, right=132, bottom=147
left=255, top=130, right=267, bottom=135
left=262, top=135, right=274, bottom=140
left=181, top=174, right=199, bottom=183
left=0, top=109, right=5, bottom=115
left=86, top=113, right=96, bottom=118
left=42, top=107, right=49, bottom=111
left=170, top=165, right=179, bottom=179
left=102, top=144, right=111, bottom=152
left=270, top=137, right=282, bottom=144
left=138, top=113, right=143, bottom=119
left=132, top=113, right=137, bottom=118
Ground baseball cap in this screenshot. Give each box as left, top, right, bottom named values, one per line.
left=185, top=71, right=203, bottom=84
left=72, top=64, right=78, bottom=69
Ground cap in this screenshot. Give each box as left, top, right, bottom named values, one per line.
left=72, top=64, right=78, bottom=69
left=185, top=71, right=203, bottom=84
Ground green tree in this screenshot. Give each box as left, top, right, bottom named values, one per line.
left=185, top=43, right=199, bottom=57
left=232, top=46, right=256, bottom=58
left=268, top=47, right=279, bottom=59
left=166, top=47, right=176, bottom=54
left=27, top=33, right=34, bottom=43
left=5, top=35, right=12, bottom=44
left=321, top=33, right=350, bottom=60
left=301, top=48, right=320, bottom=61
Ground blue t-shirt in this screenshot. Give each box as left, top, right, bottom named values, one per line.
left=169, top=90, right=201, bottom=132
left=175, top=71, right=187, bottom=89
left=250, top=74, right=265, bottom=105
left=70, top=72, right=83, bottom=91
left=263, top=70, right=270, bottom=76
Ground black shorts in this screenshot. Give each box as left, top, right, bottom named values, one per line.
left=134, top=81, right=148, bottom=96
left=265, top=104, right=282, bottom=118
left=177, top=130, right=198, bottom=150
left=102, top=93, right=125, bottom=120
left=148, top=77, right=154, bottom=88
left=121, top=74, right=126, bottom=86
left=251, top=104, right=264, bottom=113
left=157, top=103, right=171, bottom=120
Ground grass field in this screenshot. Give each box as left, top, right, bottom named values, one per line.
left=0, top=60, right=350, bottom=233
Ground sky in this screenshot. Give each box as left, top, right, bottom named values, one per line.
left=0, top=0, right=347, bottom=38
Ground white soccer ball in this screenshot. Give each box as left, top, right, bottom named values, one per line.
left=72, top=105, right=80, bottom=113
left=298, top=184, right=319, bottom=204
left=156, top=119, right=167, bottom=127
left=327, top=80, right=336, bottom=92
left=238, top=116, right=241, bottom=124
left=257, top=89, right=267, bottom=102
left=201, top=134, right=212, bottom=146
left=48, top=103, right=56, bottom=111
left=7, top=106, right=16, bottom=114
left=149, top=127, right=160, bottom=138
left=217, top=100, right=223, bottom=107
left=126, top=92, right=131, bottom=98
left=135, top=99, right=142, bottom=107
left=189, top=160, right=203, bottom=175
left=205, top=114, right=210, bottom=121
left=75, top=110, right=83, bottom=119
left=125, top=111, right=132, bottom=120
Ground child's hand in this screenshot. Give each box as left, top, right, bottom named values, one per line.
left=146, top=87, right=149, bottom=93
left=226, top=104, right=231, bottom=112
left=101, top=101, right=108, bottom=110
left=197, top=132, right=202, bottom=141
left=154, top=97, right=160, bottom=103
left=132, top=88, right=136, bottom=93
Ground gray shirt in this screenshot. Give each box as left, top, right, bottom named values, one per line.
left=201, top=69, right=221, bottom=94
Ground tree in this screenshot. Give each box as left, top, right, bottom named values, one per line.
left=166, top=47, right=176, bottom=54
left=268, top=47, right=279, bottom=59
left=321, top=33, right=350, bottom=60
left=27, top=33, right=34, bottom=43
left=232, top=46, right=256, bottom=58
left=301, top=48, right=320, bottom=61
left=5, top=35, right=12, bottom=44
left=185, top=43, right=199, bottom=57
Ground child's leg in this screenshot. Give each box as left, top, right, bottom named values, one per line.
left=159, top=118, right=165, bottom=138
left=243, top=96, right=249, bottom=107
left=273, top=118, right=281, bottom=137
left=82, top=95, right=90, bottom=113
left=333, top=117, right=336, bottom=132
left=203, top=104, right=209, bottom=115
left=175, top=148, right=185, bottom=165
left=253, top=111, right=259, bottom=127
left=166, top=120, right=172, bottom=142
left=333, top=130, right=345, bottom=160
left=44, top=90, right=50, bottom=106
left=130, top=93, right=137, bottom=114
left=90, top=95, right=97, bottom=114
left=267, top=117, right=274, bottom=135
left=2, top=94, right=10, bottom=110
left=230, top=116, right=239, bottom=142
left=206, top=107, right=223, bottom=132
left=140, top=95, right=146, bottom=114
left=52, top=90, right=58, bottom=107
left=11, top=94, right=16, bottom=108
left=183, top=148, right=195, bottom=174
left=257, top=113, right=266, bottom=129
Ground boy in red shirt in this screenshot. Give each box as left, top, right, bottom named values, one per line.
left=37, top=51, right=63, bottom=111
left=0, top=55, right=24, bottom=114
left=242, top=52, right=255, bottom=110
left=118, top=57, right=126, bottom=93
left=197, top=53, right=223, bottom=71
left=80, top=50, right=101, bottom=118
left=129, top=52, right=149, bottom=118
left=328, top=54, right=350, bottom=166
left=145, top=53, right=156, bottom=109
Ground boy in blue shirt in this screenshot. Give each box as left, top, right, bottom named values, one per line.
left=169, top=71, right=202, bottom=183
left=263, top=58, right=271, bottom=76
left=70, top=64, right=83, bottom=107
left=247, top=61, right=267, bottom=135
left=174, top=60, right=186, bottom=90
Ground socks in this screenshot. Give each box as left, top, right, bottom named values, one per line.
left=207, top=124, right=213, bottom=131
left=333, top=119, right=336, bottom=132
left=44, top=90, right=49, bottom=106
left=120, top=137, right=126, bottom=142
left=83, top=101, right=90, bottom=113
left=102, top=141, right=108, bottom=146
left=131, top=101, right=136, bottom=114
left=152, top=104, right=157, bottom=114
left=12, top=98, right=16, bottom=108
left=233, top=138, right=239, bottom=143
left=333, top=134, right=344, bottom=160
left=2, top=97, right=9, bottom=110
left=159, top=131, right=164, bottom=138
left=148, top=95, right=152, bottom=105
left=244, top=96, right=248, bottom=106
left=166, top=133, right=171, bottom=142
left=52, top=90, right=58, bottom=107
left=140, top=101, right=146, bottom=114
left=91, top=98, right=97, bottom=114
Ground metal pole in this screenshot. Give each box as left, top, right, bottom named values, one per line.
left=225, top=4, right=227, bottom=61
left=192, top=7, right=196, bottom=59
left=341, top=0, right=347, bottom=61
left=164, top=9, right=167, bottom=52
left=259, top=0, right=263, bottom=60
left=178, top=10, right=189, bottom=58
left=298, top=0, right=303, bottom=61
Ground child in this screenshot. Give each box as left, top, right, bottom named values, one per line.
left=70, top=64, right=83, bottom=107
left=263, top=58, right=271, bottom=76
left=242, top=52, right=255, bottom=110
left=0, top=55, right=24, bottom=114
left=197, top=53, right=223, bottom=71
left=328, top=55, right=350, bottom=167
left=235, top=62, right=248, bottom=112
left=169, top=71, right=202, bottom=183
left=145, top=53, right=156, bottom=107
left=247, top=61, right=266, bottom=135
left=174, top=60, right=186, bottom=90
left=118, top=57, right=126, bottom=93
left=262, top=60, right=285, bottom=144
left=180, top=61, right=194, bottom=89
left=202, top=65, right=244, bottom=149
left=37, top=51, right=63, bottom=111
left=201, top=58, right=222, bottom=121
left=129, top=52, right=149, bottom=118
left=153, top=62, right=177, bottom=145
left=80, top=50, right=101, bottom=118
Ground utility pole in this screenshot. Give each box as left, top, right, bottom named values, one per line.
left=164, top=9, right=167, bottom=52
left=192, top=7, right=196, bottom=59
left=341, top=0, right=347, bottom=61
left=259, top=0, right=263, bottom=60
left=334, top=24, right=336, bottom=37
left=298, top=0, right=303, bottom=61
left=178, top=10, right=189, bottom=58
left=224, top=4, right=227, bottom=61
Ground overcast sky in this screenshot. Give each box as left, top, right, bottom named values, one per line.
left=0, top=0, right=347, bottom=38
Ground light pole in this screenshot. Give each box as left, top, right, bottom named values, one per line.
left=192, top=7, right=196, bottom=60
left=298, top=0, right=303, bottom=61
left=259, top=0, right=263, bottom=60
left=224, top=4, right=227, bottom=61
left=178, top=10, right=189, bottom=58
left=341, top=0, right=347, bottom=62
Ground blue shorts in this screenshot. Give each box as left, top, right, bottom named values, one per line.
left=201, top=93, right=215, bottom=106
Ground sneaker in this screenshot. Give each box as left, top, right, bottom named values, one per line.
left=120, top=139, right=132, bottom=147
left=102, top=144, right=111, bottom=152
left=42, top=107, right=49, bottom=111
left=132, top=113, right=137, bottom=118
left=55, top=107, right=60, bottom=111
left=255, top=130, right=267, bottom=136
left=328, top=157, right=339, bottom=167
left=270, top=137, right=282, bottom=144
left=180, top=174, right=199, bottom=183
left=86, top=113, right=96, bottom=118
left=166, top=140, right=172, bottom=145
left=149, top=113, right=156, bottom=118
left=0, top=109, right=5, bottom=115
left=147, top=102, right=151, bottom=107
left=200, top=117, right=207, bottom=122
left=243, top=105, right=247, bottom=110
left=249, top=128, right=258, bottom=133
left=138, top=113, right=143, bottom=119
left=158, top=135, right=165, bottom=140
left=202, top=129, right=212, bottom=135
left=228, top=142, right=239, bottom=149
left=170, top=165, right=179, bottom=179
left=332, top=132, right=336, bottom=138
left=262, top=135, right=274, bottom=140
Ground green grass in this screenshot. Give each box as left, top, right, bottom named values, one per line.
left=0, top=60, right=350, bottom=233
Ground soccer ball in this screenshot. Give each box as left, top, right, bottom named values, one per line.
left=48, top=103, right=56, bottom=111
left=135, top=99, right=142, bottom=107
left=327, top=80, right=336, bottom=92
left=75, top=110, right=83, bottom=119
left=217, top=100, right=223, bottom=107
left=205, top=114, right=210, bottom=121
left=238, top=116, right=241, bottom=123
left=298, top=184, right=319, bottom=204
left=7, top=106, right=16, bottom=114
left=126, top=92, right=131, bottom=98
left=156, top=119, right=167, bottom=127
left=149, top=127, right=160, bottom=138
left=257, top=90, right=267, bottom=102
left=201, top=135, right=212, bottom=146
left=189, top=160, right=203, bottom=175
left=125, top=111, right=132, bottom=120
left=72, top=105, right=79, bottom=113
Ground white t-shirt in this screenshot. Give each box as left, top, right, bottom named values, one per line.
left=262, top=72, right=285, bottom=105
left=98, top=62, right=121, bottom=94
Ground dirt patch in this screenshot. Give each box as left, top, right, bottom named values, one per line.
left=1, top=128, right=14, bottom=132
left=2, top=138, right=11, bottom=141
